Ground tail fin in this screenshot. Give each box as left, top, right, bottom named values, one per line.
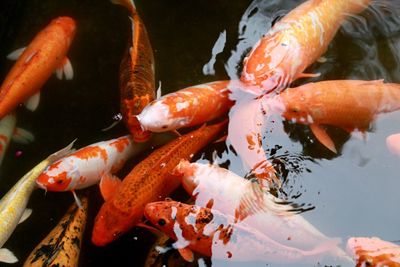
left=111, top=0, right=136, bottom=14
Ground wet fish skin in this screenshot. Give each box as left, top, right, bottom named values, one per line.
left=0, top=17, right=76, bottom=119
left=91, top=121, right=226, bottom=246
left=23, top=197, right=88, bottom=267
left=113, top=0, right=156, bottom=142
left=0, top=141, right=75, bottom=263
left=36, top=135, right=146, bottom=192
left=138, top=80, right=234, bottom=132
left=241, top=0, right=371, bottom=94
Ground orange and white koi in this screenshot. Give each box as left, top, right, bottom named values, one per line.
left=265, top=80, right=400, bottom=153
left=386, top=133, right=400, bottom=156
left=175, top=160, right=347, bottom=258
left=228, top=94, right=278, bottom=185
left=0, top=113, right=34, bottom=167
left=36, top=135, right=145, bottom=197
left=91, top=121, right=226, bottom=246
left=138, top=80, right=234, bottom=132
left=144, top=201, right=345, bottom=264
left=347, top=237, right=400, bottom=267
left=0, top=141, right=74, bottom=264
left=0, top=17, right=76, bottom=118
left=241, top=0, right=371, bottom=94
left=112, top=0, right=156, bottom=142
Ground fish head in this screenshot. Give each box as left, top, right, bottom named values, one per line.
left=53, top=17, right=76, bottom=43
left=173, top=160, right=198, bottom=194
left=137, top=100, right=189, bottom=132
left=144, top=201, right=179, bottom=237
left=36, top=161, right=75, bottom=191
left=279, top=89, right=313, bottom=125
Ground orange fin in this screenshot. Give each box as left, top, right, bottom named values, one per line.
left=310, top=124, right=337, bottom=153
left=298, top=72, right=321, bottom=79
left=177, top=247, right=194, bottom=262
left=55, top=57, right=73, bottom=80
left=99, top=173, right=121, bottom=201
left=136, top=222, right=161, bottom=235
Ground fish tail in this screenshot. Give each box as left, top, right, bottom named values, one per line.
left=111, top=0, right=137, bottom=15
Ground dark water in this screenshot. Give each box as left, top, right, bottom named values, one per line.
left=0, top=0, right=400, bottom=266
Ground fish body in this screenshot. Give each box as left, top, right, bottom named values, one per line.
left=144, top=201, right=342, bottom=263
left=23, top=197, right=88, bottom=267
left=269, top=80, right=400, bottom=152
left=241, top=0, right=370, bottom=93
left=113, top=0, right=156, bottom=142
left=138, top=80, right=234, bottom=132
left=175, top=161, right=346, bottom=256
left=92, top=121, right=226, bottom=246
left=0, top=142, right=74, bottom=263
left=0, top=17, right=76, bottom=119
left=36, top=135, right=143, bottom=192
left=347, top=237, right=400, bottom=267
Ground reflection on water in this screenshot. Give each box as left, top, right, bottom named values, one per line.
left=0, top=0, right=400, bottom=266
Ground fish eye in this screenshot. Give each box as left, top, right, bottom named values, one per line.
left=291, top=107, right=300, bottom=113
left=161, top=125, right=168, bottom=129
left=56, top=179, right=63, bottom=184
left=158, top=218, right=166, bottom=226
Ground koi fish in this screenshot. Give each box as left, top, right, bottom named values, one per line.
left=138, top=80, right=234, bottom=132
left=112, top=0, right=156, bottom=142
left=23, top=196, right=88, bottom=267
left=0, top=141, right=74, bottom=264
left=144, top=201, right=344, bottom=264
left=347, top=237, right=400, bottom=267
left=241, top=0, right=371, bottom=94
left=267, top=80, right=400, bottom=153
left=0, top=17, right=76, bottom=119
left=91, top=121, right=226, bottom=246
left=175, top=160, right=348, bottom=258
left=228, top=93, right=278, bottom=185
left=36, top=135, right=146, bottom=206
left=386, top=133, right=400, bottom=156
left=0, top=113, right=34, bottom=167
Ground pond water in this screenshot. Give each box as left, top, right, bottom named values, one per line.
left=0, top=0, right=400, bottom=266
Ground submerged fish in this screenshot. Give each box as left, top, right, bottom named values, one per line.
left=266, top=80, right=400, bottom=153
left=347, top=237, right=400, bottom=267
left=0, top=113, right=34, bottom=167
left=113, top=0, right=156, bottom=142
left=138, top=80, right=234, bottom=132
left=386, top=133, right=400, bottom=156
left=23, top=196, right=88, bottom=267
left=144, top=201, right=345, bottom=264
left=36, top=135, right=145, bottom=194
left=92, top=121, right=226, bottom=246
left=241, top=0, right=371, bottom=94
left=175, top=160, right=347, bottom=259
left=0, top=141, right=75, bottom=264
left=0, top=17, right=76, bottom=119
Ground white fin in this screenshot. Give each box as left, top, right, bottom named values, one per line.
left=156, top=81, right=162, bottom=99
left=48, top=139, right=77, bottom=162
left=63, top=58, right=74, bottom=80
left=0, top=248, right=18, bottom=263
left=24, top=92, right=40, bottom=112
left=111, top=0, right=136, bottom=10
left=56, top=68, right=63, bottom=80
left=18, top=208, right=32, bottom=224
left=72, top=191, right=83, bottom=209
left=317, top=56, right=327, bottom=63
left=7, top=47, right=26, bottom=61
left=12, top=128, right=34, bottom=144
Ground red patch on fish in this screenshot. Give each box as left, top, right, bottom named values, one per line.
left=109, top=136, right=130, bottom=153
left=73, top=146, right=108, bottom=163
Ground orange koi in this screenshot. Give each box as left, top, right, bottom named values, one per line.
left=144, top=201, right=345, bottom=264
left=91, top=121, right=226, bottom=246
left=138, top=80, right=234, bottom=132
left=267, top=80, right=400, bottom=153
left=0, top=17, right=76, bottom=118
left=112, top=0, right=156, bottom=142
left=347, top=237, right=400, bottom=267
left=241, top=0, right=371, bottom=94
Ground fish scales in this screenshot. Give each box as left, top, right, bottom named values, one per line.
left=92, top=121, right=226, bottom=246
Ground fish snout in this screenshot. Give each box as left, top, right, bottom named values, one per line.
left=55, top=16, right=77, bottom=40
left=36, top=172, right=72, bottom=192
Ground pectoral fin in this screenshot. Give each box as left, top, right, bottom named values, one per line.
left=18, top=208, right=32, bottom=224
left=12, top=128, right=34, bottom=144
left=177, top=247, right=194, bottom=262
left=310, top=124, right=337, bottom=153
left=7, top=47, right=26, bottom=60
left=24, top=92, right=40, bottom=111
left=0, top=248, right=18, bottom=263
left=297, top=72, right=321, bottom=79
left=55, top=57, right=74, bottom=80
left=99, top=173, right=121, bottom=201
